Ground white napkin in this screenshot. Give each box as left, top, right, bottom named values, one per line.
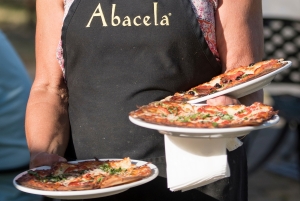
left=164, top=135, right=243, bottom=192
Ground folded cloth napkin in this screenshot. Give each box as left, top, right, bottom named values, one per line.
left=164, top=135, right=243, bottom=192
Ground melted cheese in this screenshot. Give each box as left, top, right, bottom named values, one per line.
left=59, top=176, right=76, bottom=186
left=88, top=168, right=107, bottom=176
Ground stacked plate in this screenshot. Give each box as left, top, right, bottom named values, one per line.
left=129, top=61, right=292, bottom=138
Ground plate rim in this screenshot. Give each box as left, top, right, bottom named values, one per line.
left=187, top=60, right=292, bottom=103
left=13, top=159, right=159, bottom=198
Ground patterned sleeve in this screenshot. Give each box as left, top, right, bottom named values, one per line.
left=191, top=0, right=219, bottom=59
left=56, top=0, right=75, bottom=77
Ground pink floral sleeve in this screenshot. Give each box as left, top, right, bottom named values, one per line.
left=56, top=0, right=75, bottom=76
left=191, top=0, right=219, bottom=59
left=57, top=0, right=219, bottom=75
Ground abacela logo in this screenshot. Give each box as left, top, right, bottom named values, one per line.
left=86, top=2, right=171, bottom=27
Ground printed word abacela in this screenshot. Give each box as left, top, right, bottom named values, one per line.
left=86, top=2, right=171, bottom=27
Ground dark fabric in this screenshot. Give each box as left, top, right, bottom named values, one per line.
left=64, top=129, right=77, bottom=161
left=62, top=176, right=218, bottom=201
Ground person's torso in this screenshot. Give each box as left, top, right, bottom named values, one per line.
left=62, top=0, right=221, bottom=161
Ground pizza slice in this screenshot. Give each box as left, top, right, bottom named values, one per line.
left=165, top=59, right=287, bottom=102
left=16, top=157, right=152, bottom=191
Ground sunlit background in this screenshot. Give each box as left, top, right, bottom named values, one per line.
left=0, top=0, right=35, bottom=78
left=0, top=0, right=299, bottom=201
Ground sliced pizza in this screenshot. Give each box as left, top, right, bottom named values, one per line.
left=16, top=157, right=152, bottom=191
left=164, top=59, right=287, bottom=102
left=129, top=101, right=277, bottom=128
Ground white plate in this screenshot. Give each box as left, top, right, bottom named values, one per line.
left=129, top=115, right=280, bottom=138
left=188, top=61, right=292, bottom=104
left=13, top=159, right=159, bottom=200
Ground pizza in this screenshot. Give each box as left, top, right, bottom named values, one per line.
left=129, top=101, right=277, bottom=128
left=16, top=157, right=152, bottom=191
left=164, top=59, right=287, bottom=102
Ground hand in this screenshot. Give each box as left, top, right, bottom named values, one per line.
left=206, top=95, right=241, bottom=106
left=30, top=152, right=67, bottom=168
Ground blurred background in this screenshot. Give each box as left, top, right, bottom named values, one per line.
left=0, top=0, right=35, bottom=78
left=0, top=0, right=299, bottom=201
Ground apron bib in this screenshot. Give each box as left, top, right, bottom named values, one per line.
left=62, top=0, right=221, bottom=160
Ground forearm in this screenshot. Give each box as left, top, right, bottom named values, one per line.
left=216, top=0, right=264, bottom=70
left=25, top=83, right=70, bottom=157
left=216, top=0, right=264, bottom=104
left=238, top=89, right=263, bottom=105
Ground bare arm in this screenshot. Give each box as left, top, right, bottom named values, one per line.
left=26, top=0, right=68, bottom=168
left=207, top=0, right=264, bottom=106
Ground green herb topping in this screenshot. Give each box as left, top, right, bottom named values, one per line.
left=99, top=163, right=124, bottom=175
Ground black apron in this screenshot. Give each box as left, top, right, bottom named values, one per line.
left=62, top=0, right=247, bottom=200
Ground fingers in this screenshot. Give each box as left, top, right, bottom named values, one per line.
left=30, top=152, right=67, bottom=168
left=206, top=95, right=241, bottom=106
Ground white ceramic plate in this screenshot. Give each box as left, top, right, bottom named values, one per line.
left=13, top=159, right=159, bottom=200
left=187, top=61, right=292, bottom=104
left=129, top=115, right=280, bottom=138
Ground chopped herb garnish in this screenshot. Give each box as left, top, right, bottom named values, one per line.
left=238, top=110, right=245, bottom=114
left=215, top=113, right=233, bottom=120
left=200, top=114, right=210, bottom=119
left=189, top=113, right=200, bottom=120
left=167, top=106, right=178, bottom=115
left=177, top=113, right=201, bottom=122
left=178, top=116, right=190, bottom=122
left=46, top=175, right=67, bottom=182
left=212, top=122, right=218, bottom=127
left=99, top=163, right=124, bottom=175
left=28, top=170, right=39, bottom=177
left=221, top=114, right=233, bottom=120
